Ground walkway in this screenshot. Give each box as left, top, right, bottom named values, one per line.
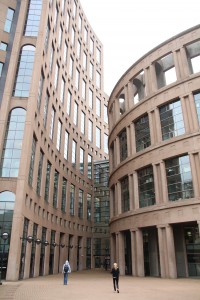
left=0, top=270, right=200, bottom=300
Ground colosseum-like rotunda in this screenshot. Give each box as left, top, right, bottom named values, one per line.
left=108, top=25, right=200, bottom=278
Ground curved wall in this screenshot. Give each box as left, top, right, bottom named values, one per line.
left=108, top=25, right=200, bottom=278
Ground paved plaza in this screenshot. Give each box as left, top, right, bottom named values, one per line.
left=0, top=269, right=200, bottom=300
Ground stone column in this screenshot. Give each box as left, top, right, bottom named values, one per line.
left=166, top=225, right=177, bottom=278
left=154, top=107, right=162, bottom=142
left=115, top=136, right=120, bottom=165
left=23, top=221, right=33, bottom=279
left=127, top=81, right=134, bottom=109
left=34, top=226, right=42, bottom=277
left=118, top=232, right=125, bottom=275
left=150, top=63, right=158, bottom=93
left=136, top=229, right=144, bottom=276
left=133, top=171, right=139, bottom=209
left=130, top=229, right=137, bottom=276
left=180, top=46, right=190, bottom=78
left=110, top=233, right=116, bottom=268
left=44, top=229, right=51, bottom=275
left=157, top=226, right=167, bottom=278
left=189, top=152, right=200, bottom=198
left=127, top=125, right=132, bottom=157
left=173, top=49, right=182, bottom=81
left=124, top=84, right=130, bottom=111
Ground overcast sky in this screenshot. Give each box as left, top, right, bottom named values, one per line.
left=80, top=0, right=200, bottom=95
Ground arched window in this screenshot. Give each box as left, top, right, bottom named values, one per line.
left=13, top=45, right=35, bottom=97
left=0, top=108, right=26, bottom=177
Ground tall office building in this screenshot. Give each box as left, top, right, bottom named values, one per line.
left=0, top=0, right=109, bottom=280
left=108, top=25, right=200, bottom=278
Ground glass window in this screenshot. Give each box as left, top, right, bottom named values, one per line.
left=89, top=88, right=93, bottom=108
left=66, top=11, right=70, bottom=31
left=13, top=45, right=35, bottom=97
left=24, top=0, right=42, bottom=36
left=121, top=176, right=129, bottom=212
left=165, top=155, right=194, bottom=201
left=54, top=62, right=59, bottom=89
left=82, top=79, right=86, bottom=99
left=80, top=147, right=84, bottom=174
left=138, top=165, right=155, bottom=208
left=73, top=102, right=78, bottom=125
left=194, top=92, right=200, bottom=125
left=119, top=129, right=127, bottom=161
left=73, top=0, right=77, bottom=17
left=0, top=62, right=3, bottom=77
left=87, top=194, right=91, bottom=221
left=75, top=68, right=80, bottom=90
left=81, top=111, right=85, bottom=134
left=44, top=161, right=51, bottom=202
left=44, top=19, right=50, bottom=52
left=43, top=90, right=49, bottom=128
left=96, top=97, right=101, bottom=116
left=36, top=150, right=44, bottom=195
left=88, top=154, right=92, bottom=179
left=88, top=119, right=93, bottom=142
left=96, top=71, right=101, bottom=88
left=28, top=136, right=36, bottom=186
left=77, top=40, right=81, bottom=59
left=58, top=25, right=63, bottom=49
left=96, top=127, right=101, bottom=148
left=96, top=47, right=101, bottom=64
left=135, top=114, right=151, bottom=152
left=70, top=184, right=75, bottom=215
left=67, top=90, right=71, bottom=115
left=83, top=52, right=87, bottom=70
left=78, top=189, right=83, bottom=218
left=159, top=99, right=185, bottom=140
left=84, top=27, right=88, bottom=43
left=4, top=8, right=14, bottom=33
left=78, top=15, right=82, bottom=31
left=104, top=105, right=108, bottom=123
left=0, top=42, right=8, bottom=51
left=37, top=70, right=44, bottom=110
left=49, top=107, right=55, bottom=140
left=61, top=177, right=67, bottom=212
left=56, top=120, right=62, bottom=151
left=64, top=42, right=68, bottom=64
left=53, top=170, right=59, bottom=208
left=60, top=77, right=65, bottom=103
left=49, top=43, right=54, bottom=72
left=69, top=56, right=73, bottom=78
left=72, top=140, right=77, bottom=167
left=64, top=130, right=69, bottom=160
left=104, top=133, right=108, bottom=154
left=0, top=108, right=26, bottom=177
left=71, top=26, right=75, bottom=46
left=89, top=62, right=93, bottom=80
left=54, top=5, right=58, bottom=29
left=90, top=38, right=94, bottom=54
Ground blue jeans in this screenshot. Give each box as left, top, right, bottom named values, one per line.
left=64, top=272, right=68, bottom=285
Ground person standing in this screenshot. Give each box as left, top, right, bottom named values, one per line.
left=62, top=260, right=71, bottom=285
left=111, top=262, right=120, bottom=293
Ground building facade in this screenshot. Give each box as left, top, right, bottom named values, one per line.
left=0, top=0, right=109, bottom=281
left=108, top=25, right=200, bottom=278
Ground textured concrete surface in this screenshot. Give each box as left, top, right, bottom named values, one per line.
left=0, top=270, right=200, bottom=300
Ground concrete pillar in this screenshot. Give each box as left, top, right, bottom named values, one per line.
left=136, top=229, right=144, bottom=276
left=130, top=230, right=137, bottom=276
left=154, top=107, right=162, bottom=142
left=133, top=171, right=139, bottom=209
left=115, top=136, right=120, bottom=165
left=44, top=229, right=51, bottom=275
left=118, top=232, right=125, bottom=275
left=173, top=50, right=182, bottom=81
left=180, top=46, right=190, bottom=78
left=189, top=152, right=200, bottom=198
left=128, top=174, right=134, bottom=211
left=34, top=226, right=42, bottom=277
left=150, top=63, right=158, bottom=93
left=160, top=161, right=168, bottom=203
left=116, top=232, right=119, bottom=265
left=127, top=81, right=134, bottom=109
left=157, top=226, right=167, bottom=278
left=153, top=163, right=160, bottom=204
left=166, top=225, right=177, bottom=278
left=124, top=84, right=129, bottom=111
left=23, top=221, right=33, bottom=279
left=110, top=234, right=116, bottom=268
left=126, top=125, right=132, bottom=157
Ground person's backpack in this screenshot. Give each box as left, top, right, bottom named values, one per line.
left=64, top=264, right=69, bottom=273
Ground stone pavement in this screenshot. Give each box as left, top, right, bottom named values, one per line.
left=0, top=269, right=200, bottom=300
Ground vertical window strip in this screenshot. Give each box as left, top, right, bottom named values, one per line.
left=44, top=161, right=51, bottom=202
left=36, top=150, right=44, bottom=195
left=28, top=136, right=36, bottom=186
left=24, top=0, right=42, bottom=36
left=53, top=170, right=59, bottom=208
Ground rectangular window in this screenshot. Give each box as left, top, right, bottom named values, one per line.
left=90, top=38, right=94, bottom=54
left=78, top=189, right=83, bottom=218
left=61, top=177, right=67, bottom=212
left=94, top=198, right=101, bottom=223
left=104, top=133, right=108, bottom=154
left=43, top=90, right=49, bottom=128
left=54, top=5, right=58, bottom=29
left=165, top=155, right=194, bottom=201
left=84, top=27, right=88, bottom=43
left=135, top=114, right=151, bottom=152
left=89, top=88, right=93, bottom=108
left=36, top=150, right=44, bottom=195
left=138, top=165, right=155, bottom=208
left=58, top=25, right=63, bottom=48
left=67, top=90, right=71, bottom=115
left=54, top=62, right=59, bottom=89
left=194, top=92, right=200, bottom=125
left=96, top=71, right=101, bottom=88
left=96, top=97, right=101, bottom=116
left=119, top=129, right=127, bottom=161
left=89, top=62, right=93, bottom=80
left=66, top=11, right=70, bottom=31
left=72, top=140, right=77, bottom=167
left=96, top=126, right=101, bottom=148
left=64, top=42, right=68, bottom=64
left=60, top=77, right=65, bottom=103
left=73, top=102, right=78, bottom=125
left=56, top=119, right=62, bottom=151
left=75, top=68, right=80, bottom=90
left=87, top=194, right=92, bottom=221
left=49, top=107, right=55, bottom=140
left=73, top=0, right=77, bottom=17
left=70, top=184, right=75, bottom=215
left=0, top=42, right=8, bottom=51
left=49, top=43, right=54, bottom=72
left=80, top=147, right=84, bottom=174
left=69, top=56, right=74, bottom=78
left=88, top=154, right=92, bottom=179
left=64, top=130, right=69, bottom=160
left=83, top=52, right=87, bottom=70
left=81, top=111, right=85, bottom=134
left=82, top=79, right=86, bottom=99
left=0, top=62, right=3, bottom=77
left=159, top=99, right=185, bottom=140
left=88, top=119, right=93, bottom=141
left=120, top=176, right=129, bottom=212
left=53, top=170, right=59, bottom=208
left=44, top=161, right=51, bottom=202
left=104, top=105, right=108, bottom=123
left=4, top=8, right=14, bottom=33
left=44, top=19, right=50, bottom=52
left=28, top=136, right=36, bottom=186
left=24, top=0, right=42, bottom=36
left=96, top=47, right=101, bottom=64
left=37, top=70, right=44, bottom=110
left=78, top=15, right=82, bottom=31
left=77, top=39, right=81, bottom=59
left=71, top=26, right=75, bottom=46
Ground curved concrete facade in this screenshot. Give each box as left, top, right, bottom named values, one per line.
left=108, top=25, right=200, bottom=278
